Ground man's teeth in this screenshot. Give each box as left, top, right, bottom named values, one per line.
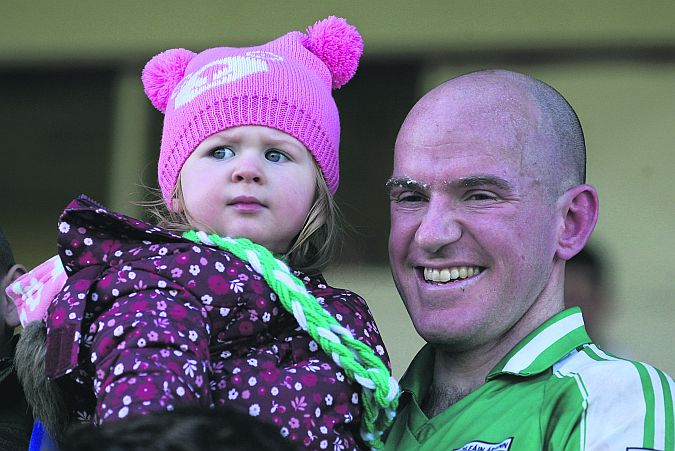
left=423, top=267, right=482, bottom=283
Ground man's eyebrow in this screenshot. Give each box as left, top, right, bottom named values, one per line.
left=448, top=176, right=513, bottom=191
left=385, top=175, right=513, bottom=193
left=385, top=177, right=429, bottom=192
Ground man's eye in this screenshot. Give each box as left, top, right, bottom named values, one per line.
left=211, top=147, right=234, bottom=160
left=391, top=191, right=426, bottom=203
left=465, top=192, right=498, bottom=201
left=266, top=149, right=289, bottom=163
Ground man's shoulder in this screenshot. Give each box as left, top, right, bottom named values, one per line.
left=552, top=343, right=674, bottom=395
left=548, top=343, right=674, bottom=448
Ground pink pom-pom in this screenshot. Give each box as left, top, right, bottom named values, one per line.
left=303, top=16, right=363, bottom=89
left=141, top=48, right=196, bottom=112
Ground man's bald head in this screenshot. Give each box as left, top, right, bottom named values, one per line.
left=401, top=69, right=586, bottom=198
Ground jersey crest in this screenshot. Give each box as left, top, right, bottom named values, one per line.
left=454, top=437, right=513, bottom=451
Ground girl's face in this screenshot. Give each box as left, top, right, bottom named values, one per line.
left=176, top=125, right=317, bottom=254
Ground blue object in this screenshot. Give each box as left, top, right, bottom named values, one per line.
left=28, top=420, right=58, bottom=451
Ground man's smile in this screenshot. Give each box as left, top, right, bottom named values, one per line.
left=422, top=266, right=484, bottom=283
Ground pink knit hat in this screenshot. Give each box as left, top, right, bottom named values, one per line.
left=142, top=16, right=363, bottom=204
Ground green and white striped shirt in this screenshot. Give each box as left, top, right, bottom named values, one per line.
left=384, top=308, right=674, bottom=450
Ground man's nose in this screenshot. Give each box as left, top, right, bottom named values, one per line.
left=414, top=199, right=462, bottom=254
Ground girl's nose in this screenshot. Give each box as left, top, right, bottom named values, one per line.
left=231, top=155, right=263, bottom=183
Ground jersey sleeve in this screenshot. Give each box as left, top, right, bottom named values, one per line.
left=546, top=350, right=675, bottom=450
left=579, top=360, right=675, bottom=450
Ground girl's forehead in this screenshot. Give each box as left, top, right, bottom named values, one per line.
left=198, top=125, right=310, bottom=157
left=208, top=125, right=299, bottom=142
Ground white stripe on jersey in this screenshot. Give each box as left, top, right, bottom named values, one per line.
left=554, top=370, right=588, bottom=451
left=502, top=312, right=583, bottom=374
left=644, top=362, right=666, bottom=451
left=553, top=344, right=647, bottom=449
left=592, top=345, right=671, bottom=450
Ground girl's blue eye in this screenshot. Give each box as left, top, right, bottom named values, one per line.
left=211, top=147, right=234, bottom=160
left=266, top=149, right=288, bottom=163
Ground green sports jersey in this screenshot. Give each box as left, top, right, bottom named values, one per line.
left=384, top=308, right=675, bottom=451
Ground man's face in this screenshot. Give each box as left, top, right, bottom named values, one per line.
left=388, top=80, right=562, bottom=352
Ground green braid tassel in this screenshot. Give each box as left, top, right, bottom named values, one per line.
left=183, top=231, right=399, bottom=449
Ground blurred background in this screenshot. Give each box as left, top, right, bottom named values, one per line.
left=1, top=1, right=674, bottom=377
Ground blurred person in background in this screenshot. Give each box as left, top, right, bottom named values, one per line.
left=62, top=405, right=299, bottom=451
left=564, top=245, right=610, bottom=348
left=0, top=227, right=32, bottom=450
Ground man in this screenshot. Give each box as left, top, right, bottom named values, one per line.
left=384, top=69, right=674, bottom=450
left=0, top=227, right=32, bottom=450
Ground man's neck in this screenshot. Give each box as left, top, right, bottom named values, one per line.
left=422, top=338, right=509, bottom=417
left=422, top=293, right=565, bottom=418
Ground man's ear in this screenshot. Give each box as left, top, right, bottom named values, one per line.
left=556, top=184, right=599, bottom=261
left=3, top=263, right=26, bottom=328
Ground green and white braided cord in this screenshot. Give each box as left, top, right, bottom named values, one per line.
left=183, top=230, right=399, bottom=449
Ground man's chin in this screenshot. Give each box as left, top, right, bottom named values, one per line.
left=414, top=321, right=481, bottom=351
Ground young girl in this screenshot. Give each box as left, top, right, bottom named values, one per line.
left=10, top=16, right=398, bottom=450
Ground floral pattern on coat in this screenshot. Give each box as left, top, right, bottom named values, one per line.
left=45, top=196, right=390, bottom=450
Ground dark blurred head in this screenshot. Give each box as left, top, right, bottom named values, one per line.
left=564, top=245, right=608, bottom=342
left=63, top=406, right=299, bottom=451
left=0, top=228, right=15, bottom=278
left=1, top=227, right=23, bottom=341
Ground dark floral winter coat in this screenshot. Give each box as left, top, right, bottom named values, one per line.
left=45, top=196, right=390, bottom=450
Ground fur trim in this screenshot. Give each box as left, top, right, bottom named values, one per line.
left=15, top=321, right=69, bottom=443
